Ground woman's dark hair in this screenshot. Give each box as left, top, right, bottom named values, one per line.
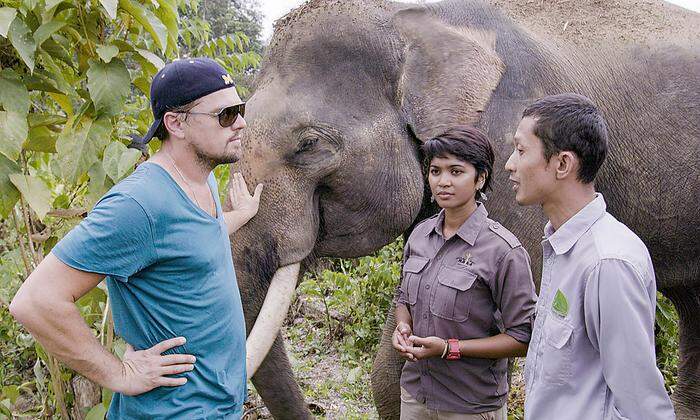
left=422, top=125, right=495, bottom=195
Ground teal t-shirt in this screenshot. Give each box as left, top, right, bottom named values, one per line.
left=52, top=162, right=246, bottom=419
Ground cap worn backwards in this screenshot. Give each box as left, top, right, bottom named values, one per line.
left=138, top=57, right=236, bottom=144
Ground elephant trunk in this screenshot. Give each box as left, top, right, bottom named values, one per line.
left=245, top=263, right=300, bottom=378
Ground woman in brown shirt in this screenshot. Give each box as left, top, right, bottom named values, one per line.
left=392, top=126, right=536, bottom=419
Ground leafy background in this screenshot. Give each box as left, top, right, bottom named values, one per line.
left=0, top=0, right=262, bottom=418
left=0, top=0, right=679, bottom=418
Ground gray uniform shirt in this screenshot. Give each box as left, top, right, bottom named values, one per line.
left=398, top=204, right=536, bottom=414
left=524, top=194, right=675, bottom=420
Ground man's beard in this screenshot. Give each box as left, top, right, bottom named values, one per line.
left=193, top=143, right=239, bottom=169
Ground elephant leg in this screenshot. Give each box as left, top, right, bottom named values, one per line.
left=371, top=298, right=405, bottom=420
left=251, top=332, right=313, bottom=419
left=663, top=286, right=700, bottom=419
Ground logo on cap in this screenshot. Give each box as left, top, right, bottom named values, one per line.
left=222, top=74, right=234, bottom=85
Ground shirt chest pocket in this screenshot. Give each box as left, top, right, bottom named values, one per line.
left=430, top=265, right=478, bottom=322
left=542, top=314, right=574, bottom=384
left=402, top=256, right=430, bottom=305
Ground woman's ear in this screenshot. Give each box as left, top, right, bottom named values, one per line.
left=477, top=171, right=487, bottom=189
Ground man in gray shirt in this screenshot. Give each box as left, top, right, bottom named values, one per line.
left=504, top=93, right=675, bottom=419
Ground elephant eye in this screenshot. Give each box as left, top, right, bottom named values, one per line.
left=285, top=124, right=343, bottom=170
left=297, top=137, right=317, bottom=153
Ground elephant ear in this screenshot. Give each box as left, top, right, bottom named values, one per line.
left=392, top=7, right=505, bottom=142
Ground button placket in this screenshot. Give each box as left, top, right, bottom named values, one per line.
left=531, top=253, right=556, bottom=389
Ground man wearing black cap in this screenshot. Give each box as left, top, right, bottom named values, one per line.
left=10, top=58, right=259, bottom=418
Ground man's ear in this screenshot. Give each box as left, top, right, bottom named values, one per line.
left=554, top=151, right=579, bottom=180
left=163, top=112, right=186, bottom=140
left=392, top=7, right=505, bottom=142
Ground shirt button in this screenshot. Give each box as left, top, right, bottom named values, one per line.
left=423, top=314, right=428, bottom=319
left=425, top=284, right=430, bottom=290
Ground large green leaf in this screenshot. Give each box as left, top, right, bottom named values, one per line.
left=28, top=113, right=66, bottom=128
left=0, top=154, right=21, bottom=218
left=49, top=92, right=73, bottom=116
left=40, top=37, right=72, bottom=66
left=87, top=160, right=112, bottom=207
left=96, top=44, right=119, bottom=63
left=155, top=0, right=178, bottom=49
left=86, top=58, right=130, bottom=117
left=9, top=173, right=52, bottom=221
left=56, top=117, right=112, bottom=184
left=132, top=75, right=150, bottom=96
left=119, top=0, right=168, bottom=52
left=103, top=141, right=140, bottom=182
left=23, top=71, right=63, bottom=94
left=0, top=7, right=17, bottom=38
left=45, top=0, right=65, bottom=12
left=0, top=69, right=30, bottom=114
left=38, top=51, right=76, bottom=96
left=33, top=20, right=66, bottom=47
left=24, top=126, right=57, bottom=153
left=99, top=0, right=118, bottom=20
left=135, top=48, right=164, bottom=70
left=0, top=111, right=28, bottom=160
left=101, top=142, right=121, bottom=183
left=8, top=17, right=36, bottom=72
left=20, top=0, right=40, bottom=14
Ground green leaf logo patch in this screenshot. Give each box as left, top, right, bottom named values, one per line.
left=552, top=289, right=569, bottom=317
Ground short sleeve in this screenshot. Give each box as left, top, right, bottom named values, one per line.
left=492, top=246, right=537, bottom=343
left=51, top=192, right=157, bottom=282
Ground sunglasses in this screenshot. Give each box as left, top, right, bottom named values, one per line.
left=179, top=102, right=246, bottom=128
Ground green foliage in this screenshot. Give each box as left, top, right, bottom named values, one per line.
left=0, top=0, right=261, bottom=416
left=180, top=0, right=263, bottom=54
left=179, top=0, right=262, bottom=97
left=298, top=239, right=403, bottom=364
left=655, top=292, right=679, bottom=394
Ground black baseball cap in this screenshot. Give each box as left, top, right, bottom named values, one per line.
left=139, top=57, right=236, bottom=143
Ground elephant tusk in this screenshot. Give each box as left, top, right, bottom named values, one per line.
left=245, top=263, right=300, bottom=379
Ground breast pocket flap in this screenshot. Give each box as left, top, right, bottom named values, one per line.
left=545, top=316, right=573, bottom=349
left=404, top=256, right=429, bottom=273
left=437, top=266, right=478, bottom=291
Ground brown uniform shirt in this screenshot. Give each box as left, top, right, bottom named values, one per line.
left=397, top=204, right=536, bottom=414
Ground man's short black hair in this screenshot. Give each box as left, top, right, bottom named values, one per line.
left=422, top=125, right=495, bottom=196
left=522, top=93, right=608, bottom=184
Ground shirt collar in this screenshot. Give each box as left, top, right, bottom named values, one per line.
left=427, top=203, right=488, bottom=246
left=543, top=193, right=607, bottom=255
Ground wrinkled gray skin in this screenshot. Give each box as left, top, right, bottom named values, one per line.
left=228, top=0, right=700, bottom=418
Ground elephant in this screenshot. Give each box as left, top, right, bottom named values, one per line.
left=228, top=0, right=700, bottom=418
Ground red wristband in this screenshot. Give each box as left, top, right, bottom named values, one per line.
left=446, top=338, right=461, bottom=360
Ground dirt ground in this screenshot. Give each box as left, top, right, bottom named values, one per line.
left=241, top=294, right=528, bottom=419
left=488, top=0, right=700, bottom=45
